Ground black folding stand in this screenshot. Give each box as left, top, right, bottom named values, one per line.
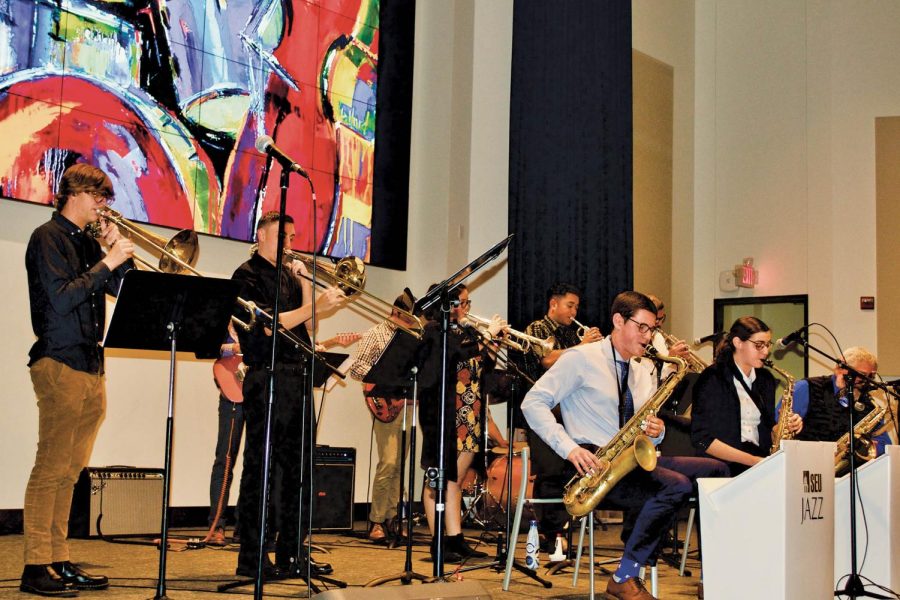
left=362, top=329, right=436, bottom=586
left=104, top=270, right=240, bottom=600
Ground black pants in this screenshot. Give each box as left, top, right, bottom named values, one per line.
left=237, top=366, right=314, bottom=570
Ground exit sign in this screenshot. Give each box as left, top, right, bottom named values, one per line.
left=734, top=259, right=758, bottom=289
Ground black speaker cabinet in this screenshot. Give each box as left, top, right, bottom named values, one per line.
left=69, top=467, right=164, bottom=538
left=312, top=446, right=355, bottom=532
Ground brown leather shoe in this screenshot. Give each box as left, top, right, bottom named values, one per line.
left=368, top=522, right=386, bottom=542
left=208, top=527, right=227, bottom=547
left=605, top=576, right=657, bottom=600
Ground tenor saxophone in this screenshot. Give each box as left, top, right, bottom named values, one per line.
left=562, top=349, right=688, bottom=518
left=766, top=359, right=797, bottom=455
left=834, top=404, right=887, bottom=475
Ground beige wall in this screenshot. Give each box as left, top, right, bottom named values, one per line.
left=876, top=118, right=900, bottom=374
left=634, top=0, right=900, bottom=372
left=632, top=50, right=674, bottom=319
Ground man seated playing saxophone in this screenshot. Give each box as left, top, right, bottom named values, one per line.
left=781, top=346, right=893, bottom=464
left=522, top=291, right=726, bottom=600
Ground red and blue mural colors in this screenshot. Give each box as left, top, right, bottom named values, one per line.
left=0, top=0, right=380, bottom=260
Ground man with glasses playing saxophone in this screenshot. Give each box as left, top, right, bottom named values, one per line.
left=523, top=292, right=726, bottom=600
left=781, top=346, right=893, bottom=471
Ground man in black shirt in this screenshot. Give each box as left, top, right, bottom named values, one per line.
left=522, top=283, right=602, bottom=552
left=231, top=211, right=345, bottom=579
left=22, top=163, right=134, bottom=597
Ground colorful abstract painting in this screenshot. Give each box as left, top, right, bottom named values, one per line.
left=0, top=0, right=393, bottom=261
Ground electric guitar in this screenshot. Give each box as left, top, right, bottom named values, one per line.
left=364, top=382, right=407, bottom=423
left=212, top=332, right=361, bottom=404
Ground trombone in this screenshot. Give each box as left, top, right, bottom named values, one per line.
left=461, top=313, right=555, bottom=357
left=284, top=250, right=425, bottom=339
left=90, top=207, right=201, bottom=275
left=91, top=209, right=342, bottom=376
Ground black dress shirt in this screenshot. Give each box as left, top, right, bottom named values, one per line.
left=231, top=252, right=311, bottom=368
left=25, top=211, right=130, bottom=374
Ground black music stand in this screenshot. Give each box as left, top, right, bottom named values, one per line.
left=362, top=328, right=439, bottom=586
left=412, top=235, right=513, bottom=578
left=104, top=270, right=240, bottom=600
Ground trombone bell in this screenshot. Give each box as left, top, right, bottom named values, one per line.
left=159, top=229, right=200, bottom=274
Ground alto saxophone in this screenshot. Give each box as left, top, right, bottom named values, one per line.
left=658, top=329, right=708, bottom=373
left=766, top=359, right=797, bottom=455
left=834, top=404, right=887, bottom=475
left=562, top=349, right=688, bottom=518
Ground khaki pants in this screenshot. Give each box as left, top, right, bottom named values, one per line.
left=24, top=358, right=106, bottom=565
left=370, top=409, right=411, bottom=523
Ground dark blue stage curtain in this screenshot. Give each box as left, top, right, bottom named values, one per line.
left=371, top=0, right=416, bottom=270
left=508, top=0, right=633, bottom=332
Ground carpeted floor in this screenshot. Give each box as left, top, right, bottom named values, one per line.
left=0, top=521, right=704, bottom=598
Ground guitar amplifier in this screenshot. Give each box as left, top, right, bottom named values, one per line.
left=312, top=446, right=355, bottom=532
left=69, top=467, right=164, bottom=538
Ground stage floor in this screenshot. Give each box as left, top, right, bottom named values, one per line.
left=0, top=521, right=704, bottom=598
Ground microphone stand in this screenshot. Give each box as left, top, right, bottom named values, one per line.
left=793, top=338, right=893, bottom=600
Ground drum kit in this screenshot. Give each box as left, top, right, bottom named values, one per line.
left=461, top=365, right=539, bottom=531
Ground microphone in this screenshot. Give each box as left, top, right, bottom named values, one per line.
left=693, top=332, right=722, bottom=345
left=775, top=325, right=809, bottom=349
left=255, top=135, right=310, bottom=178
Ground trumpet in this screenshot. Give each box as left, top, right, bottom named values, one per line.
left=658, top=329, right=708, bottom=373
left=572, top=318, right=590, bottom=341
left=460, top=313, right=555, bottom=357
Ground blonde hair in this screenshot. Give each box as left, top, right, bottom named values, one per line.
left=842, top=346, right=878, bottom=371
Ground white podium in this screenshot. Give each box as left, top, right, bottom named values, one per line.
left=834, top=445, right=899, bottom=591
left=698, top=440, right=836, bottom=600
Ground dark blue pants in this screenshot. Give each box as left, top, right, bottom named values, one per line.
left=209, top=394, right=245, bottom=530
left=538, top=454, right=727, bottom=566
left=606, top=456, right=728, bottom=567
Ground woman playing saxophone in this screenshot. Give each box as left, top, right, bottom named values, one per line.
left=691, top=317, right=803, bottom=476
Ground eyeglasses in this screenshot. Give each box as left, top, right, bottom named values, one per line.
left=627, top=317, right=655, bottom=335
left=656, top=314, right=667, bottom=325
left=748, top=340, right=773, bottom=351
left=458, top=299, right=471, bottom=308
left=87, top=190, right=114, bottom=204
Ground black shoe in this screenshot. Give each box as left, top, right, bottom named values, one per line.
left=450, top=533, right=488, bottom=559
left=429, top=538, right=464, bottom=564
left=20, top=565, right=78, bottom=597
left=276, top=557, right=334, bottom=578
left=235, top=558, right=285, bottom=581
left=50, top=562, right=108, bottom=591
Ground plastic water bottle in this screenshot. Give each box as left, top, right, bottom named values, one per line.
left=525, top=520, right=540, bottom=570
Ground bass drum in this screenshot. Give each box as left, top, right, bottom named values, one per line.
left=485, top=452, right=535, bottom=513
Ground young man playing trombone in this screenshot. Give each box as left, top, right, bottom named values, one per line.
left=230, top=211, right=346, bottom=579
left=22, top=163, right=134, bottom=597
